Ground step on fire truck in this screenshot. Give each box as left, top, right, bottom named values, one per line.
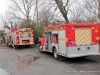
left=39, top=23, right=100, bottom=59
left=6, top=28, right=34, bottom=48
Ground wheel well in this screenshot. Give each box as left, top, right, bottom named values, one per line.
left=39, top=42, right=41, bottom=44
left=52, top=46, right=55, bottom=53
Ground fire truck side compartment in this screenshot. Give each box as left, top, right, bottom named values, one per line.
left=58, top=30, right=67, bottom=56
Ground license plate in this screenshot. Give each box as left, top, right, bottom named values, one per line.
left=82, top=48, right=85, bottom=50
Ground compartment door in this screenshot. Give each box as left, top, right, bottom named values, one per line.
left=58, top=30, right=66, bottom=55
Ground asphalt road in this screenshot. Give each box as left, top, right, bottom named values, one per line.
left=0, top=46, right=100, bottom=75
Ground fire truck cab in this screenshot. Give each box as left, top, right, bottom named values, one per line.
left=39, top=24, right=100, bottom=59
left=7, top=28, right=34, bottom=48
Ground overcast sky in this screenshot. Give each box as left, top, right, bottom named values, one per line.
left=0, top=0, right=9, bottom=15
left=0, top=0, right=9, bottom=27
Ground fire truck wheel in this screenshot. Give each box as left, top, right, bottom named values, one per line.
left=12, top=44, right=15, bottom=48
left=39, top=44, right=43, bottom=53
left=53, top=48, right=59, bottom=60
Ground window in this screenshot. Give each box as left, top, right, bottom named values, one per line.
left=53, top=34, right=58, bottom=43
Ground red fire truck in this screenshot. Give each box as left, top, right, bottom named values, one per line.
left=6, top=28, right=34, bottom=48
left=39, top=23, right=100, bottom=59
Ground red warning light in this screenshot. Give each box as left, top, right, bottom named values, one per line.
left=95, top=30, right=98, bottom=32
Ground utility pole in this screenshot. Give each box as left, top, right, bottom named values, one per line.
left=98, top=0, right=100, bottom=22
left=36, top=0, right=39, bottom=39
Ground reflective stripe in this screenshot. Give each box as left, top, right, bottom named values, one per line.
left=75, top=28, right=91, bottom=45
left=58, top=38, right=68, bottom=41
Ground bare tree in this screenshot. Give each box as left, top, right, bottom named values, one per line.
left=0, top=11, right=19, bottom=29
left=9, top=0, right=35, bottom=25
left=34, top=0, right=64, bottom=26
left=54, top=0, right=71, bottom=23
left=70, top=0, right=100, bottom=23
left=84, top=0, right=99, bottom=22
left=39, top=7, right=58, bottom=26
left=70, top=4, right=86, bottom=23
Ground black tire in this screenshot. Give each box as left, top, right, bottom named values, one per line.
left=12, top=44, right=16, bottom=49
left=25, top=45, right=30, bottom=48
left=53, top=47, right=59, bottom=60
left=38, top=44, right=43, bottom=53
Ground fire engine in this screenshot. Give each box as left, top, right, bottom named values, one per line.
left=6, top=28, right=34, bottom=48
left=39, top=23, right=100, bottom=59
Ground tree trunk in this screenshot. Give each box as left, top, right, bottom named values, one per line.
left=54, top=0, right=69, bottom=23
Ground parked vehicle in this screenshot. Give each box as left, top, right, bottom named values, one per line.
left=6, top=28, right=34, bottom=48
left=39, top=23, right=100, bottom=59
